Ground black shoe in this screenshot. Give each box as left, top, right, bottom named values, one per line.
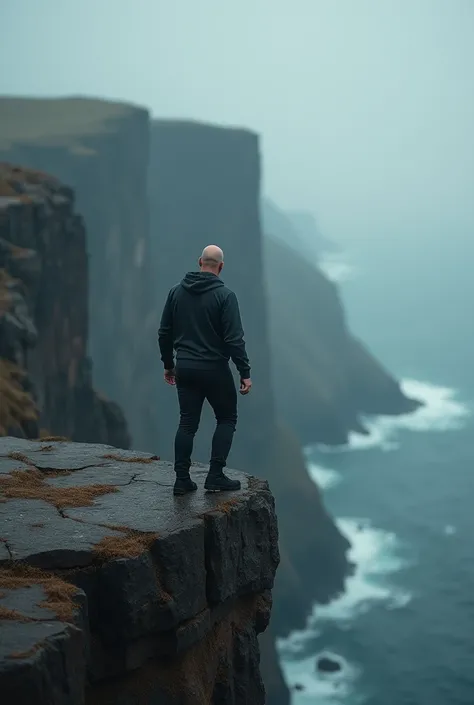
left=204, top=472, right=241, bottom=493
left=173, top=476, right=198, bottom=496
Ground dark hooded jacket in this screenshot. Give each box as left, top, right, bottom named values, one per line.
left=158, top=271, right=251, bottom=378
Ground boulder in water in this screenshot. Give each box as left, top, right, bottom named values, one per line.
left=317, top=656, right=342, bottom=673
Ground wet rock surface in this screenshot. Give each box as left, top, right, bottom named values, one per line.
left=0, top=437, right=280, bottom=705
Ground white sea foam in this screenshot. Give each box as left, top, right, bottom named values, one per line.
left=281, top=379, right=470, bottom=702
left=278, top=519, right=411, bottom=703
left=444, top=524, right=457, bottom=536
left=311, top=519, right=412, bottom=624
left=307, top=462, right=342, bottom=491
left=318, top=251, right=359, bottom=283
left=281, top=650, right=364, bottom=705
left=318, top=379, right=471, bottom=454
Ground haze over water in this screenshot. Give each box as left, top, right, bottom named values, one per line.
left=279, top=237, right=474, bottom=704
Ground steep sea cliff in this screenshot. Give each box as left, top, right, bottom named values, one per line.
left=262, top=201, right=421, bottom=446
left=0, top=97, right=157, bottom=451
left=0, top=98, right=420, bottom=703
left=0, top=162, right=128, bottom=447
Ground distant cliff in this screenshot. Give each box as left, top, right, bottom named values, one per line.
left=0, top=163, right=129, bottom=447
left=263, top=201, right=421, bottom=445
left=148, top=120, right=275, bottom=468
left=0, top=97, right=157, bottom=450
left=0, top=437, right=279, bottom=705
left=262, top=199, right=337, bottom=262
left=148, top=119, right=352, bottom=702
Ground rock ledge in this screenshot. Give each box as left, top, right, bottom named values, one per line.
left=0, top=436, right=280, bottom=705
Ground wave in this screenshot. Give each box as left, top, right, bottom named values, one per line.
left=318, top=379, right=471, bottom=453
left=312, top=518, right=412, bottom=623
left=318, top=251, right=359, bottom=283
left=278, top=519, right=411, bottom=703
left=307, top=462, right=341, bottom=491
left=282, top=378, right=469, bottom=701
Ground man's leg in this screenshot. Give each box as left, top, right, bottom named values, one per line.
left=174, top=369, right=205, bottom=495
left=204, top=367, right=240, bottom=492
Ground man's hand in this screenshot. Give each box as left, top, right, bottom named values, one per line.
left=164, top=368, right=176, bottom=386
left=240, top=378, right=252, bottom=395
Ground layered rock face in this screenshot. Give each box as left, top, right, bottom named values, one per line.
left=0, top=98, right=157, bottom=450
left=263, top=201, right=421, bottom=445
left=0, top=437, right=279, bottom=705
left=0, top=163, right=129, bottom=447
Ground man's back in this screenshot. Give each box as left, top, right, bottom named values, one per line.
left=159, top=270, right=250, bottom=377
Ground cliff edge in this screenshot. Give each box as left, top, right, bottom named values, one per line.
left=0, top=436, right=280, bottom=705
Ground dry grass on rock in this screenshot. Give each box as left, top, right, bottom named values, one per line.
left=37, top=434, right=69, bottom=442
left=197, top=497, right=240, bottom=519
left=0, top=163, right=56, bottom=188
left=7, top=645, right=42, bottom=659
left=0, top=563, right=78, bottom=622
left=93, top=529, right=158, bottom=560
left=7, top=451, right=33, bottom=465
left=102, top=453, right=160, bottom=464
left=0, top=606, right=33, bottom=622
left=0, top=359, right=38, bottom=437
left=90, top=526, right=172, bottom=602
left=0, top=268, right=15, bottom=315
left=0, top=468, right=118, bottom=510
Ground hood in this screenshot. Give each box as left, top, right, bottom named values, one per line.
left=180, top=271, right=224, bottom=295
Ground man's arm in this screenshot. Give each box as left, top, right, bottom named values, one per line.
left=221, top=291, right=251, bottom=378
left=158, top=290, right=175, bottom=370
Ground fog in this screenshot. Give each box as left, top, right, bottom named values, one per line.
left=2, top=0, right=473, bottom=245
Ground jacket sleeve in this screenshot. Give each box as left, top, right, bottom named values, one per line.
left=221, top=291, right=251, bottom=378
left=158, top=290, right=175, bottom=370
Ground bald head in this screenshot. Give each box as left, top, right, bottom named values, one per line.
left=199, top=245, right=224, bottom=275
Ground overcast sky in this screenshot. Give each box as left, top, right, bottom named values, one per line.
left=2, top=0, right=473, bottom=244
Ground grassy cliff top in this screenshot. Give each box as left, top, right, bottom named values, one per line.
left=152, top=117, right=258, bottom=139
left=0, top=162, right=59, bottom=192
left=0, top=96, right=147, bottom=151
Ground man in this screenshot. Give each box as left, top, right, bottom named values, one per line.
left=158, top=245, right=252, bottom=496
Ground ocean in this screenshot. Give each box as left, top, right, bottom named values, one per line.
left=278, top=237, right=474, bottom=705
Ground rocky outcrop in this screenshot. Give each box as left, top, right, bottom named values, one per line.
left=263, top=201, right=421, bottom=445
left=0, top=436, right=279, bottom=705
left=0, top=163, right=129, bottom=447
left=0, top=97, right=157, bottom=450
left=317, top=655, right=342, bottom=673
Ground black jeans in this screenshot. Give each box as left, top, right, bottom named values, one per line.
left=174, top=365, right=237, bottom=477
